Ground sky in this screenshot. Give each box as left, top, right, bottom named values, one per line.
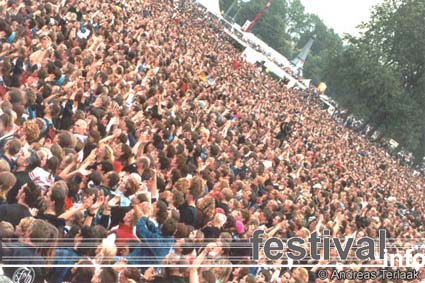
left=300, top=0, right=384, bottom=36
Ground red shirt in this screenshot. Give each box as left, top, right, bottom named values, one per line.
left=113, top=160, right=123, bottom=173
left=233, top=60, right=241, bottom=70
left=112, top=224, right=138, bottom=246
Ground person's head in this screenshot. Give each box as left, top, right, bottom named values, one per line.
left=15, top=217, right=35, bottom=239
left=0, top=221, right=14, bottom=239
left=119, top=267, right=141, bottom=283
left=45, top=186, right=66, bottom=215
left=44, top=102, right=60, bottom=119
left=122, top=209, right=138, bottom=227
left=291, top=267, right=309, bottom=282
left=91, top=267, right=118, bottom=283
left=4, top=138, right=21, bottom=156
left=160, top=253, right=188, bottom=278
left=16, top=148, right=40, bottom=171
left=73, top=119, right=88, bottom=135
left=240, top=274, right=256, bottom=283
left=136, top=156, right=150, bottom=171
left=22, top=119, right=40, bottom=143
left=197, top=197, right=216, bottom=220
left=95, top=239, right=117, bottom=264
left=213, top=259, right=232, bottom=283
left=105, top=171, right=120, bottom=188
left=199, top=270, right=215, bottom=283
left=213, top=213, right=227, bottom=229
left=0, top=171, right=16, bottom=199
left=220, top=188, right=233, bottom=203
left=96, top=144, right=113, bottom=161
left=17, top=184, right=40, bottom=208
left=71, top=260, right=95, bottom=283
left=78, top=225, right=108, bottom=257
left=88, top=129, right=101, bottom=144
left=161, top=217, right=177, bottom=236
left=98, top=161, right=114, bottom=176
left=172, top=189, right=185, bottom=208
left=0, top=160, right=10, bottom=172
left=256, top=269, right=272, bottom=283
left=0, top=113, right=12, bottom=135
left=28, top=219, right=59, bottom=262
left=56, top=132, right=74, bottom=148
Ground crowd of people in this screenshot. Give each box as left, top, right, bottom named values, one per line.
left=0, top=0, right=424, bottom=282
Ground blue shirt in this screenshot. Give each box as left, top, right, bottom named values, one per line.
left=49, top=248, right=79, bottom=283
left=129, top=217, right=174, bottom=270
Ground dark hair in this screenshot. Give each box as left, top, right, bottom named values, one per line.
left=49, top=102, right=61, bottom=118
left=88, top=171, right=102, bottom=186
left=106, top=172, right=119, bottom=188
left=123, top=268, right=141, bottom=282
left=99, top=267, right=117, bottom=283
left=46, top=156, right=59, bottom=173
left=50, top=187, right=66, bottom=215
left=71, top=260, right=94, bottom=283
left=89, top=129, right=101, bottom=143
left=57, top=132, right=73, bottom=148
left=119, top=144, right=132, bottom=163
left=6, top=138, right=21, bottom=155
left=23, top=184, right=41, bottom=208
left=100, top=161, right=114, bottom=174
left=161, top=218, right=177, bottom=236
left=26, top=150, right=41, bottom=171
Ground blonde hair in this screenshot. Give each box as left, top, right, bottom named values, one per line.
left=214, top=259, right=232, bottom=282
left=18, top=217, right=35, bottom=236
left=294, top=267, right=309, bottom=282
left=174, top=178, right=190, bottom=194
left=0, top=160, right=10, bottom=172
left=103, top=144, right=114, bottom=161
left=199, top=127, right=210, bottom=139
left=30, top=219, right=58, bottom=267
left=0, top=172, right=16, bottom=198
left=197, top=197, right=215, bottom=220
left=95, top=239, right=117, bottom=264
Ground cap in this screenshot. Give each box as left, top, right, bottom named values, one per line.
left=235, top=220, right=245, bottom=234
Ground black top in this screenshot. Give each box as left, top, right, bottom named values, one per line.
left=3, top=242, right=46, bottom=283
left=0, top=203, right=31, bottom=226
left=150, top=275, right=188, bottom=283
left=178, top=202, right=197, bottom=227
left=201, top=226, right=221, bottom=240
left=37, top=213, right=66, bottom=237
left=7, top=171, right=35, bottom=204
left=216, top=201, right=230, bottom=215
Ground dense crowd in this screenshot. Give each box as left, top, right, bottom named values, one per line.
left=0, top=0, right=424, bottom=282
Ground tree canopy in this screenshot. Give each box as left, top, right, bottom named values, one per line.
left=219, top=0, right=425, bottom=162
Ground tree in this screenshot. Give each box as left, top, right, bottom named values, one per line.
left=285, top=0, right=310, bottom=41
left=323, top=0, right=425, bottom=161
left=218, top=0, right=425, bottom=160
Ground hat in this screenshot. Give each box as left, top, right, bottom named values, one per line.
left=235, top=220, right=245, bottom=234
left=215, top=213, right=227, bottom=228
left=215, top=208, right=225, bottom=215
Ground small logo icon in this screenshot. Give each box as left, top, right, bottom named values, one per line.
left=12, top=267, right=35, bottom=283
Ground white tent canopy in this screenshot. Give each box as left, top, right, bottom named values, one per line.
left=196, top=0, right=222, bottom=17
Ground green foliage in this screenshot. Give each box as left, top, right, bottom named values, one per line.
left=218, top=0, right=425, bottom=161
left=327, top=0, right=425, bottom=161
